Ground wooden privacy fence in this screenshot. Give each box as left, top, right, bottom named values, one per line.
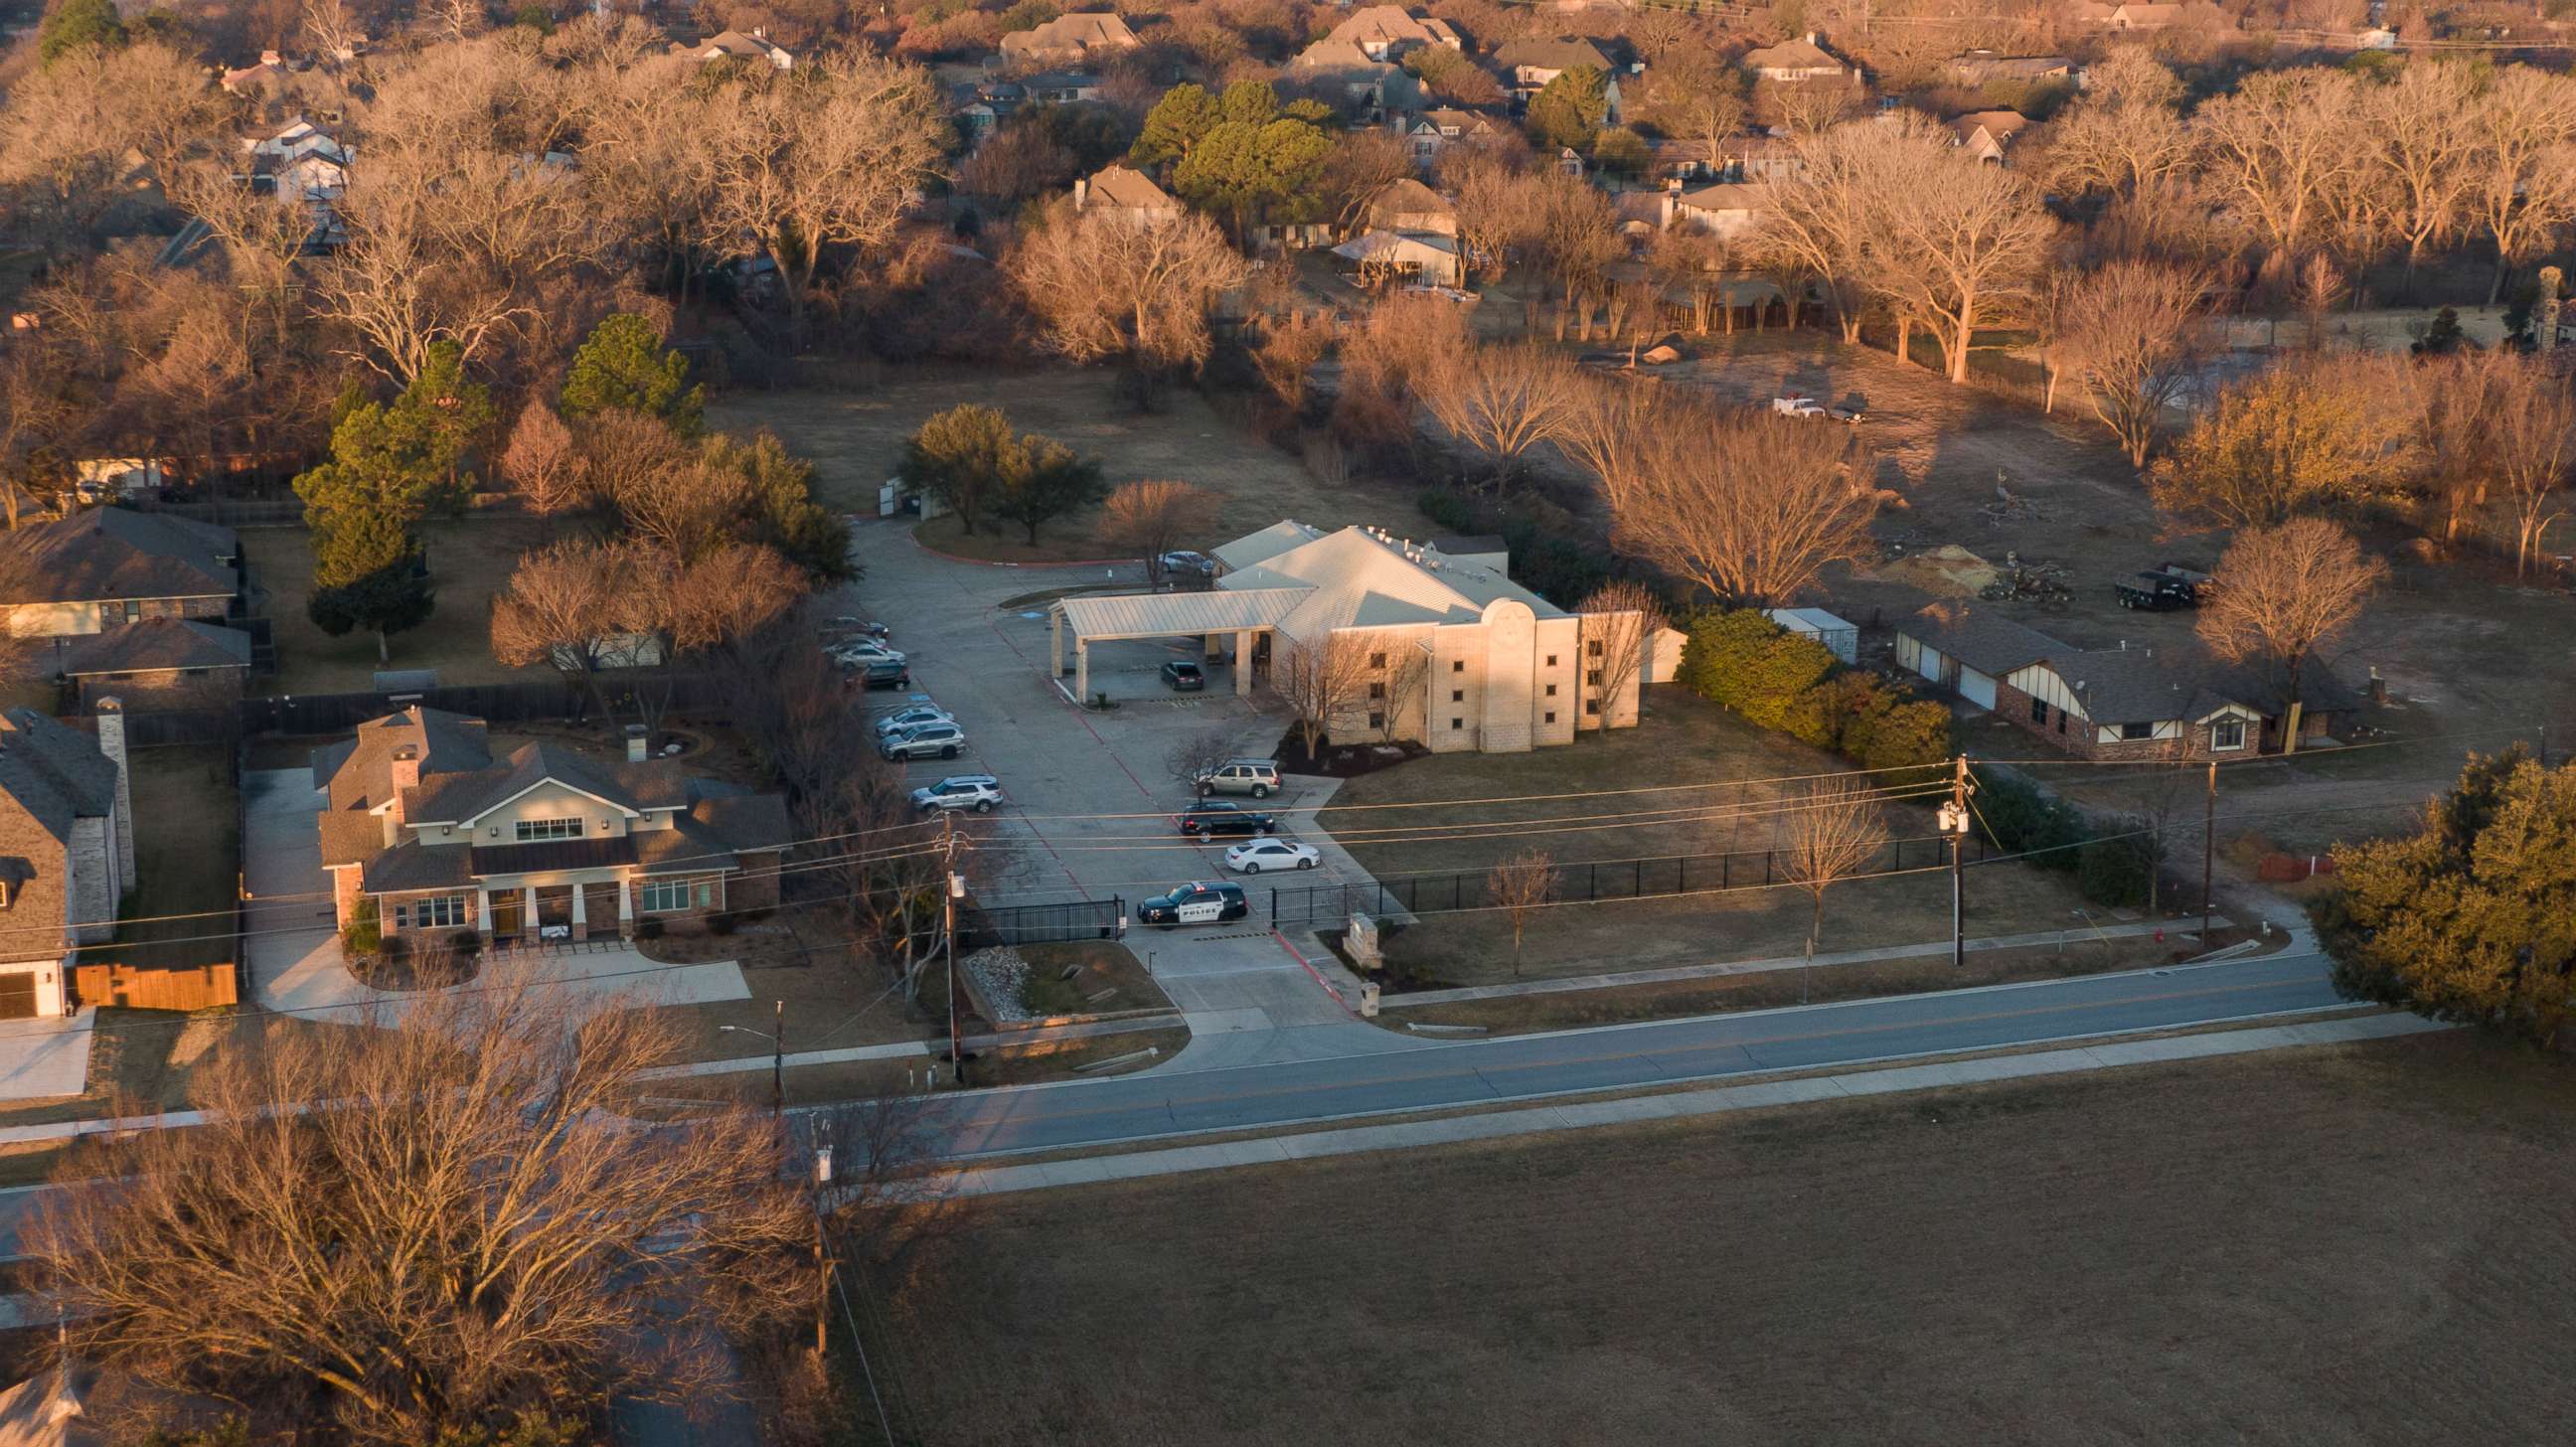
left=75, top=961, right=241, bottom=1011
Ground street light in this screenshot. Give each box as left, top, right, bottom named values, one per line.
left=719, top=999, right=786, bottom=1129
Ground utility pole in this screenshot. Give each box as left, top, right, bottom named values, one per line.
left=813, top=1147, right=833, bottom=1358
left=1940, top=755, right=1974, bottom=970
left=771, top=998, right=785, bottom=1129
left=943, top=814, right=963, bottom=1084
left=2200, top=759, right=2217, bottom=946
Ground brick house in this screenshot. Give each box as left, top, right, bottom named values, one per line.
left=1, top=509, right=246, bottom=639
left=315, top=707, right=791, bottom=946
left=1896, top=603, right=2357, bottom=760
left=0, top=702, right=134, bottom=1019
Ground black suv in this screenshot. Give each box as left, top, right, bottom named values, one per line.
left=857, top=659, right=911, bottom=690
left=1137, top=881, right=1249, bottom=926
left=1174, top=801, right=1277, bottom=837
left=1161, top=660, right=1206, bottom=692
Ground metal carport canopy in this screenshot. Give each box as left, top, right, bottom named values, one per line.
left=1050, top=586, right=1313, bottom=642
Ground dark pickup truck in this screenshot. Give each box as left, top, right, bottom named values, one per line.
left=2115, top=563, right=2214, bottom=611
left=1174, top=802, right=1279, bottom=837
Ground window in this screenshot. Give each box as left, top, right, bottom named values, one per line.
left=1368, top=682, right=1385, bottom=700
left=1369, top=651, right=1387, bottom=669
left=121, top=600, right=140, bottom=623
left=1586, top=669, right=1603, bottom=687
left=1368, top=712, right=1385, bottom=729
left=1545, top=654, right=1558, bottom=668
left=1451, top=661, right=1464, bottom=673
left=1451, top=690, right=1464, bottom=703
left=641, top=879, right=694, bottom=913
left=2211, top=718, right=2247, bottom=750
left=1586, top=700, right=1602, bottom=717
left=1587, top=640, right=1603, bottom=657
left=2120, top=722, right=2156, bottom=741
left=402, top=894, right=468, bottom=929
left=1544, top=684, right=1558, bottom=698
left=1544, top=712, right=1556, bottom=724
left=515, top=817, right=582, bottom=843
left=1451, top=718, right=1465, bottom=730
left=2029, top=699, right=2050, bottom=725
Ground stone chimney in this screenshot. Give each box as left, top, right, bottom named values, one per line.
left=1071, top=176, right=1089, bottom=210
left=388, top=743, right=421, bottom=824
left=94, top=698, right=134, bottom=893
left=626, top=724, right=650, bottom=763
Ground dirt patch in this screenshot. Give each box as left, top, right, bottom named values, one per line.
left=863, top=1031, right=2576, bottom=1445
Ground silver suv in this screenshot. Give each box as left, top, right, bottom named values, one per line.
left=1194, top=757, right=1280, bottom=798
left=911, top=774, right=1002, bottom=814
left=881, top=721, right=967, bottom=760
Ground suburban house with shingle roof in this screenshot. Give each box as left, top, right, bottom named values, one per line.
left=1895, top=602, right=2357, bottom=760
left=1494, top=37, right=1621, bottom=118
left=0, top=511, right=256, bottom=687
left=678, top=28, right=795, bottom=69
left=315, top=707, right=792, bottom=945
left=1072, top=163, right=1185, bottom=226
left=0, top=703, right=133, bottom=1019
left=50, top=618, right=253, bottom=702
left=1000, top=11, right=1140, bottom=64
left=1946, top=109, right=2033, bottom=164
left=1049, top=522, right=1646, bottom=752
left=1321, top=5, right=1461, bottom=60
left=1743, top=33, right=1848, bottom=82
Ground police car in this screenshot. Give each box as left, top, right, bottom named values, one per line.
left=1136, top=881, right=1250, bottom=927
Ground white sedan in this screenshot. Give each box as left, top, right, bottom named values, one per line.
left=1223, top=838, right=1319, bottom=875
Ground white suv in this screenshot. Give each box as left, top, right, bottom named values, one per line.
left=912, top=774, right=1002, bottom=814
left=876, top=704, right=953, bottom=738
left=881, top=721, right=967, bottom=760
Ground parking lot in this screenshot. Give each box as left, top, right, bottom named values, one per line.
left=847, top=523, right=1416, bottom=1059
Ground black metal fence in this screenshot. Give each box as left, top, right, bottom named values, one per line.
left=959, top=896, right=1126, bottom=949
left=1270, top=834, right=1992, bottom=926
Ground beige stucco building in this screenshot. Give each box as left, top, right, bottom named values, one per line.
left=1050, top=522, right=1647, bottom=753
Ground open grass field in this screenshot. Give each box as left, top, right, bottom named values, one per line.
left=1315, top=690, right=2094, bottom=988
left=241, top=517, right=554, bottom=694
left=863, top=1031, right=2576, bottom=1446
left=707, top=365, right=1443, bottom=563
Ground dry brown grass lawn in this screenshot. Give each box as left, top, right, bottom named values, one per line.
left=707, top=365, right=1443, bottom=562
left=863, top=1032, right=2576, bottom=1446
left=242, top=517, right=555, bottom=694
left=114, top=745, right=238, bottom=972
left=1315, top=690, right=2094, bottom=988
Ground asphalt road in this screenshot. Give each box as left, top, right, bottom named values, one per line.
left=910, top=948, right=2348, bottom=1159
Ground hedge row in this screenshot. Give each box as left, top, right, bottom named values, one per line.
left=1974, top=769, right=2160, bottom=908
left=1676, top=609, right=1950, bottom=779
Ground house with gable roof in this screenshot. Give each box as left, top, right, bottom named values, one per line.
left=1000, top=11, right=1140, bottom=65
left=0, top=703, right=133, bottom=1019
left=315, top=707, right=792, bottom=944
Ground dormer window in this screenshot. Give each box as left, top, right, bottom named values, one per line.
left=515, top=818, right=581, bottom=843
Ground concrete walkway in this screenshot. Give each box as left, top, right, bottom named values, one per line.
left=0, top=1009, right=94, bottom=1101
left=935, top=1011, right=2448, bottom=1198
left=636, top=1014, right=1183, bottom=1080
left=1380, top=919, right=2203, bottom=1009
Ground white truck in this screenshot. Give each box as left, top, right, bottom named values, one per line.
left=1772, top=396, right=1826, bottom=418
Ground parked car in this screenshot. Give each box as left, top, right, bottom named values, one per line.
left=912, top=774, right=1003, bottom=813
left=1772, top=396, right=1826, bottom=418
left=1158, top=550, right=1215, bottom=578
left=881, top=721, right=967, bottom=759
left=1224, top=838, right=1319, bottom=874
left=857, top=660, right=911, bottom=691
left=1175, top=801, right=1277, bottom=837
left=825, top=616, right=890, bottom=640
left=1137, top=880, right=1250, bottom=926
left=1161, top=661, right=1206, bottom=692
left=1828, top=405, right=1864, bottom=424
left=829, top=638, right=905, bottom=666
left=1193, top=757, right=1280, bottom=798
left=876, top=703, right=953, bottom=737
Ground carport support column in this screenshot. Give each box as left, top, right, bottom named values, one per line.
left=1236, top=631, right=1254, bottom=696
left=1074, top=639, right=1089, bottom=704
left=1049, top=609, right=1064, bottom=678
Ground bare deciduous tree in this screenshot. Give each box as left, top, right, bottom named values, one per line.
left=2192, top=68, right=2359, bottom=259
left=2362, top=62, right=2483, bottom=294
left=1012, top=200, right=1250, bottom=406
left=1250, top=311, right=1334, bottom=411
left=1443, top=149, right=1539, bottom=283
left=1103, top=479, right=1218, bottom=587
left=2485, top=362, right=2576, bottom=576
left=31, top=974, right=811, bottom=1444
left=1486, top=846, right=1557, bottom=976
left=490, top=537, right=652, bottom=716
left=1276, top=633, right=1375, bottom=760
left=500, top=398, right=591, bottom=526
left=2061, top=259, right=2214, bottom=468
left=1416, top=343, right=1583, bottom=489
left=2468, top=67, right=2576, bottom=305
left=2196, top=518, right=2386, bottom=753
left=1574, top=579, right=1664, bottom=733
left=1862, top=118, right=2057, bottom=385
left=1165, top=726, right=1238, bottom=791
left=1780, top=776, right=1886, bottom=965
left=1599, top=407, right=1875, bottom=606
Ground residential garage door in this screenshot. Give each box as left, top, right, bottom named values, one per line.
left=0, top=972, right=37, bottom=1020
left=1906, top=640, right=1944, bottom=687
left=1959, top=668, right=1999, bottom=710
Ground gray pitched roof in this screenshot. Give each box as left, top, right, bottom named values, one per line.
left=402, top=742, right=699, bottom=826
left=0, top=709, right=115, bottom=846
left=55, top=619, right=251, bottom=677
left=2046, top=648, right=2359, bottom=724
left=0, top=509, right=239, bottom=605
left=1899, top=601, right=2060, bottom=676
left=1497, top=38, right=1611, bottom=72
left=313, top=707, right=491, bottom=811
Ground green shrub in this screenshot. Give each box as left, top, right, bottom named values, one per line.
left=1679, top=609, right=1836, bottom=731
left=340, top=899, right=382, bottom=957
left=2076, top=827, right=2160, bottom=907
left=1849, top=697, right=1953, bottom=778
left=1974, top=770, right=2089, bottom=873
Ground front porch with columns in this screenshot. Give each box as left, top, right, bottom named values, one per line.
left=477, top=873, right=637, bottom=943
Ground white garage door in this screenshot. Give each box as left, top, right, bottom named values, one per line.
left=1959, top=668, right=1999, bottom=710
left=1908, top=640, right=1944, bottom=686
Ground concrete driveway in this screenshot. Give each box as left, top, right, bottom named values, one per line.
left=851, top=526, right=1419, bottom=1066
left=242, top=768, right=750, bottom=1025
left=0, top=1011, right=93, bottom=1100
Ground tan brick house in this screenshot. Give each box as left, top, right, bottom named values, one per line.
left=0, top=703, right=134, bottom=1018
left=316, top=707, right=791, bottom=945
left=1896, top=602, right=2357, bottom=761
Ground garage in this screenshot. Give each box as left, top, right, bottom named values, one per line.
left=0, top=971, right=38, bottom=1020
left=1959, top=668, right=1999, bottom=710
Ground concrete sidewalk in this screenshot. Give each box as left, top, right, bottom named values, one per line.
left=1378, top=919, right=2205, bottom=1009
left=636, top=1014, right=1182, bottom=1080
left=933, top=1010, right=2447, bottom=1198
